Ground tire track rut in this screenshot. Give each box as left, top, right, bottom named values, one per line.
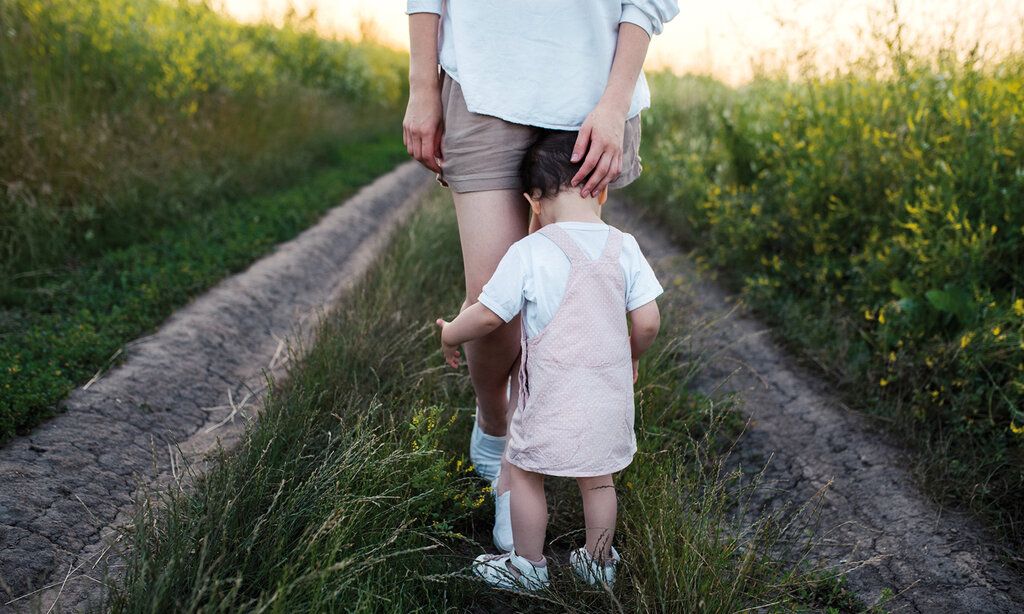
left=0, top=163, right=432, bottom=613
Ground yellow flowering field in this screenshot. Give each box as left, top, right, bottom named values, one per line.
left=634, top=49, right=1024, bottom=549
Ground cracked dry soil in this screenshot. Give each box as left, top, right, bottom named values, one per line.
left=3, top=170, right=1020, bottom=613
left=607, top=202, right=1023, bottom=613
left=0, top=163, right=432, bottom=613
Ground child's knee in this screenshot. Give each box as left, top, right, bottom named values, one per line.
left=576, top=474, right=615, bottom=493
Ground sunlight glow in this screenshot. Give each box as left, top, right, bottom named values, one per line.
left=217, top=0, right=1023, bottom=84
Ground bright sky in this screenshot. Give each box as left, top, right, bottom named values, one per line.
left=218, top=0, right=1023, bottom=84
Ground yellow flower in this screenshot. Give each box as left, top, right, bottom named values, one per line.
left=960, top=333, right=973, bottom=349
left=879, top=378, right=889, bottom=387
left=888, top=351, right=897, bottom=363
left=1014, top=298, right=1024, bottom=317
left=864, top=309, right=875, bottom=321
left=925, top=356, right=935, bottom=368
left=992, top=326, right=1002, bottom=338
left=1011, top=422, right=1024, bottom=435
left=878, top=311, right=887, bottom=325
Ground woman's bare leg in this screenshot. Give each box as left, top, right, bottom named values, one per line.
left=452, top=189, right=529, bottom=437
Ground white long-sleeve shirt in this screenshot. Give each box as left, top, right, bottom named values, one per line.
left=406, top=0, right=679, bottom=130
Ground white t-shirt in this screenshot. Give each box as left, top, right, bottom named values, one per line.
left=406, top=0, right=680, bottom=130
left=479, top=222, right=663, bottom=339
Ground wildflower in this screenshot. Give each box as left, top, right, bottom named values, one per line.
left=879, top=378, right=889, bottom=387
left=960, top=333, right=973, bottom=349
left=1014, top=298, right=1024, bottom=317
left=888, top=351, right=897, bottom=363
left=864, top=309, right=875, bottom=321
left=992, top=326, right=1002, bottom=338
left=925, top=356, right=935, bottom=368
left=1011, top=422, right=1024, bottom=436
left=878, top=311, right=887, bottom=325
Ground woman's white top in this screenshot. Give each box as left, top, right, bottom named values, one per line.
left=479, top=222, right=664, bottom=339
left=406, top=0, right=679, bottom=130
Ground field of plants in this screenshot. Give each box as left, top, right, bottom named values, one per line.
left=105, top=192, right=871, bottom=613
left=632, top=40, right=1024, bottom=552
left=0, top=0, right=409, bottom=439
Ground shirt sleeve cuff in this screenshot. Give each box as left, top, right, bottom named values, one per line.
left=406, top=0, right=442, bottom=15
left=619, top=5, right=655, bottom=37
left=627, top=287, right=664, bottom=312
left=478, top=293, right=516, bottom=323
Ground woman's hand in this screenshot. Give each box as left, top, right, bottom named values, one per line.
left=404, top=81, right=444, bottom=173
left=570, top=100, right=627, bottom=198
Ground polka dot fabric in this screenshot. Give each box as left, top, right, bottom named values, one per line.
left=506, top=224, right=636, bottom=477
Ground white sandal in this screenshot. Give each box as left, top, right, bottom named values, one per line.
left=472, top=551, right=550, bottom=592
left=569, top=546, right=621, bottom=587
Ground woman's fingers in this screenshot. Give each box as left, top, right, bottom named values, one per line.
left=432, top=122, right=444, bottom=163
left=417, top=130, right=442, bottom=173
left=573, top=142, right=605, bottom=195
left=571, top=123, right=593, bottom=165
left=581, top=152, right=613, bottom=198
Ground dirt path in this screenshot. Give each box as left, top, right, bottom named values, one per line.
left=607, top=202, right=1023, bottom=613
left=0, top=163, right=432, bottom=613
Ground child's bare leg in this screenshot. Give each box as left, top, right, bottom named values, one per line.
left=577, top=474, right=617, bottom=562
left=509, top=464, right=547, bottom=562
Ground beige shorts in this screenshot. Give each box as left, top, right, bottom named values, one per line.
left=438, top=72, right=642, bottom=194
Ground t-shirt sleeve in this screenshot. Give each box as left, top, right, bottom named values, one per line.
left=406, top=0, right=442, bottom=15
left=623, top=234, right=664, bottom=311
left=478, top=244, right=527, bottom=323
left=620, top=1, right=680, bottom=37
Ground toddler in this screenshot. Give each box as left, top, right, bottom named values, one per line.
left=435, top=130, right=662, bottom=591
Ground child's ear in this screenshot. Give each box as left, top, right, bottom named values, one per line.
left=597, top=187, right=609, bottom=205
left=523, top=191, right=542, bottom=216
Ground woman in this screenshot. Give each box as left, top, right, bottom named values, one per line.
left=403, top=0, right=678, bottom=552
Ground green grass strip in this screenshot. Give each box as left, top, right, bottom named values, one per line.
left=106, top=192, right=873, bottom=612
left=0, top=135, right=408, bottom=440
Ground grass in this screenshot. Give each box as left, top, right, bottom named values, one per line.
left=0, top=0, right=410, bottom=439
left=630, top=37, right=1024, bottom=555
left=0, top=134, right=408, bottom=441
left=104, top=192, right=875, bottom=613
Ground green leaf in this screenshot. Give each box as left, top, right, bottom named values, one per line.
left=924, top=285, right=974, bottom=323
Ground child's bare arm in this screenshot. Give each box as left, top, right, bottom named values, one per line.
left=435, top=303, right=505, bottom=368
left=628, top=300, right=661, bottom=382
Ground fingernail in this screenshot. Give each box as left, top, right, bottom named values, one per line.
left=571, top=154, right=579, bottom=162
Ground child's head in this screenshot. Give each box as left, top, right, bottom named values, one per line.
left=520, top=130, right=608, bottom=219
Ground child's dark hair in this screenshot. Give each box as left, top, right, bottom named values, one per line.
left=520, top=130, right=585, bottom=199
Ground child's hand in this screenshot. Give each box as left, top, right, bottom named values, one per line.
left=632, top=358, right=639, bottom=384
left=435, top=318, right=461, bottom=368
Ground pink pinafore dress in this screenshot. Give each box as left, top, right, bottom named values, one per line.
left=505, top=224, right=637, bottom=477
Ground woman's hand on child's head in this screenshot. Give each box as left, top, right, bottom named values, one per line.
left=632, top=358, right=639, bottom=384
left=435, top=318, right=461, bottom=368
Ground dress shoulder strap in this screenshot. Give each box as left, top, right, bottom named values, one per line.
left=600, top=227, right=624, bottom=262
left=538, top=224, right=588, bottom=263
